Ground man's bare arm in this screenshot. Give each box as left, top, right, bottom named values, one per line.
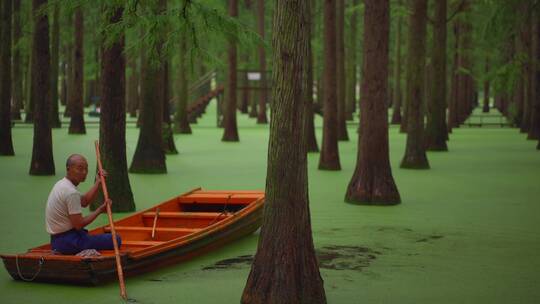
left=69, top=201, right=109, bottom=230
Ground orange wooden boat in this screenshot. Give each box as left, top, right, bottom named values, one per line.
left=1, top=188, right=264, bottom=285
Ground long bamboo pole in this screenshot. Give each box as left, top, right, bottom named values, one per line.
left=94, top=140, right=127, bottom=300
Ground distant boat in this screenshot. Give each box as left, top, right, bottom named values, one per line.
left=1, top=188, right=264, bottom=285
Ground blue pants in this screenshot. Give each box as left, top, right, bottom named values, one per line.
left=51, top=229, right=122, bottom=255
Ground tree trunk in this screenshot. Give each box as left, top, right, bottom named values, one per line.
left=520, top=16, right=533, bottom=134
left=11, top=0, right=23, bottom=121
left=0, top=0, right=15, bottom=155
left=49, top=3, right=61, bottom=128
left=29, top=0, right=54, bottom=175
left=94, top=6, right=135, bottom=212
left=305, top=0, right=319, bottom=153
left=448, top=21, right=460, bottom=131
left=346, top=0, right=400, bottom=205
left=64, top=39, right=73, bottom=118
left=425, top=0, right=448, bottom=151
left=400, top=0, right=429, bottom=169
left=345, top=0, right=359, bottom=121
left=222, top=0, right=240, bottom=141
left=68, top=8, right=85, bottom=134
left=391, top=0, right=403, bottom=125
left=336, top=0, right=348, bottom=141
left=126, top=49, right=139, bottom=118
left=241, top=1, right=327, bottom=302
left=482, top=58, right=490, bottom=113
left=239, top=59, right=249, bottom=114
left=25, top=20, right=34, bottom=123
left=256, top=0, right=268, bottom=124
left=162, top=61, right=178, bottom=154
left=529, top=17, right=539, bottom=141
left=319, top=0, right=341, bottom=170
left=130, top=1, right=167, bottom=174
left=173, top=33, right=192, bottom=134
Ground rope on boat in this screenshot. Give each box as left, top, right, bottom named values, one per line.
left=15, top=255, right=44, bottom=282
left=209, top=194, right=232, bottom=226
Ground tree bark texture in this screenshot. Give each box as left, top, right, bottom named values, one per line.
left=130, top=2, right=167, bottom=174
left=256, top=0, right=268, bottom=124
left=391, top=0, right=403, bottom=125
left=425, top=0, right=448, bottom=151
left=336, top=0, right=348, bottom=141
left=345, top=0, right=359, bottom=121
left=319, top=0, right=341, bottom=170
left=222, top=0, right=240, bottom=141
left=305, top=0, right=319, bottom=153
left=174, top=34, right=192, bottom=134
left=0, top=0, right=15, bottom=155
left=68, top=8, right=86, bottom=134
left=346, top=0, right=400, bottom=205
left=241, top=1, right=327, bottom=302
left=49, top=4, right=61, bottom=128
left=400, top=0, right=429, bottom=169
left=11, top=0, right=23, bottom=121
left=29, top=0, right=55, bottom=175
left=94, top=6, right=135, bottom=212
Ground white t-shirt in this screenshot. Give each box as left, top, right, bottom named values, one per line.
left=45, top=177, right=83, bottom=234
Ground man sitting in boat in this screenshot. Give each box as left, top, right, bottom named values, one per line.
left=45, top=154, right=121, bottom=255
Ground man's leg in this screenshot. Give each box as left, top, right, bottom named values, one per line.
left=81, top=233, right=122, bottom=251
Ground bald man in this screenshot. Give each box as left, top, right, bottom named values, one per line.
left=45, top=154, right=121, bottom=254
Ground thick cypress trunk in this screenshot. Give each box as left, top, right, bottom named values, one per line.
left=319, top=0, right=341, bottom=170
left=305, top=0, right=319, bottom=153
left=29, top=0, right=54, bottom=175
left=222, top=0, right=240, bottom=141
left=239, top=59, right=249, bottom=114
left=391, top=0, right=403, bottom=125
left=95, top=6, right=135, bottom=212
left=60, top=46, right=67, bottom=107
left=256, top=0, right=268, bottom=124
left=336, top=0, right=348, bottom=141
left=173, top=34, right=191, bottom=134
left=11, top=0, right=23, bottom=121
left=400, top=0, right=429, bottom=169
left=0, top=0, right=15, bottom=155
left=68, top=8, right=85, bottom=134
left=49, top=4, right=61, bottom=128
left=130, top=2, right=166, bottom=174
left=425, top=0, right=448, bottom=151
left=345, top=0, right=359, bottom=121
left=482, top=59, right=490, bottom=113
left=241, top=1, right=326, bottom=302
left=346, top=0, right=400, bottom=205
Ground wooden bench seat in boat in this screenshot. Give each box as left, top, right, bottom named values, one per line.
left=122, top=240, right=165, bottom=247
left=104, top=226, right=201, bottom=234
left=141, top=211, right=232, bottom=219
left=178, top=193, right=261, bottom=204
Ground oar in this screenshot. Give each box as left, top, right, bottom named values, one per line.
left=151, top=208, right=160, bottom=239
left=94, top=140, right=127, bottom=300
